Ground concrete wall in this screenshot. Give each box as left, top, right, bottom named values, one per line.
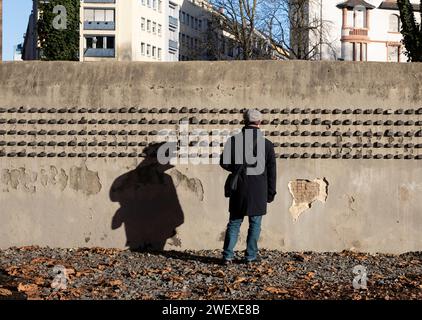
left=1, top=60, right=422, bottom=253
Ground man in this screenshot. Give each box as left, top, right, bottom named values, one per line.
left=220, top=109, right=277, bottom=265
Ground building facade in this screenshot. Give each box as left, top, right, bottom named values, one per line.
left=23, top=0, right=284, bottom=62
left=81, top=0, right=182, bottom=61
left=13, top=44, right=23, bottom=61
left=303, top=0, right=421, bottom=62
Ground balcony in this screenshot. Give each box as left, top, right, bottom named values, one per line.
left=169, top=40, right=178, bottom=51
left=84, top=21, right=115, bottom=30
left=349, top=28, right=368, bottom=36
left=84, top=48, right=115, bottom=57
left=169, top=16, right=178, bottom=28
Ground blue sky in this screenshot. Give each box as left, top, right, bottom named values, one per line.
left=3, top=0, right=33, bottom=61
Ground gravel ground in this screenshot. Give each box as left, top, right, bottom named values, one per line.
left=0, top=247, right=421, bottom=300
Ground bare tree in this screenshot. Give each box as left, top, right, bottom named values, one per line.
left=207, top=0, right=274, bottom=60
left=207, top=0, right=337, bottom=60
left=265, top=0, right=337, bottom=60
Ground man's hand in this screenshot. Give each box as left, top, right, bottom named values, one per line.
left=267, top=194, right=275, bottom=203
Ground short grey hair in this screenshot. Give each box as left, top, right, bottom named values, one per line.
left=243, top=108, right=262, bottom=124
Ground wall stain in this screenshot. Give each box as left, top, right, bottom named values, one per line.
left=69, top=163, right=102, bottom=195
left=169, top=169, right=204, bottom=201
left=1, top=164, right=99, bottom=195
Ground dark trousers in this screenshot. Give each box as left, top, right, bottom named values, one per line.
left=222, top=215, right=262, bottom=261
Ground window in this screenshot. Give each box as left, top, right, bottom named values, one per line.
left=152, top=22, right=156, bottom=34
left=141, top=17, right=145, bottom=30
left=84, top=9, right=114, bottom=22
left=147, top=44, right=151, bottom=56
left=147, top=20, right=151, bottom=32
left=158, top=0, right=162, bottom=12
left=169, top=2, right=177, bottom=17
left=106, top=37, right=115, bottom=49
left=153, top=0, right=157, bottom=10
left=105, top=9, right=114, bottom=22
left=142, top=0, right=146, bottom=5
left=158, top=24, right=162, bottom=36
left=95, top=37, right=104, bottom=48
left=191, top=16, right=194, bottom=28
left=186, top=14, right=190, bottom=25
left=141, top=43, right=145, bottom=55
left=198, top=19, right=202, bottom=31
left=85, top=36, right=115, bottom=49
left=195, top=18, right=198, bottom=30
left=158, top=48, right=162, bottom=60
left=85, top=9, right=94, bottom=21
left=389, top=14, right=400, bottom=32
left=182, top=12, right=186, bottom=24
left=152, top=46, right=156, bottom=58
left=147, top=0, right=151, bottom=7
left=387, top=45, right=400, bottom=62
left=169, top=28, right=177, bottom=41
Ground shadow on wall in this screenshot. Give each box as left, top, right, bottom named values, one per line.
left=110, top=143, right=184, bottom=251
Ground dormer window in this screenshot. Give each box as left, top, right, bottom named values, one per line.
left=389, top=14, right=400, bottom=32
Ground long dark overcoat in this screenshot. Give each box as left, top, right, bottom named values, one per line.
left=220, top=126, right=277, bottom=218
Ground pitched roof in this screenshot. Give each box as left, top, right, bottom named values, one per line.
left=379, top=1, right=421, bottom=11
left=336, top=0, right=376, bottom=10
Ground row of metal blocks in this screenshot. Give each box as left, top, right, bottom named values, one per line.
left=0, top=129, right=421, bottom=137
left=1, top=141, right=421, bottom=149
left=1, top=107, right=422, bottom=115
left=2, top=118, right=422, bottom=126
left=0, top=151, right=421, bottom=159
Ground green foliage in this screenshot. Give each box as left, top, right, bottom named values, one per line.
left=397, top=0, right=422, bottom=62
left=37, top=0, right=80, bottom=61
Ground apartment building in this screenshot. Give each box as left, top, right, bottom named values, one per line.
left=81, top=0, right=181, bottom=61
left=22, top=0, right=182, bottom=61
left=23, top=0, right=284, bottom=62
left=301, top=0, right=421, bottom=62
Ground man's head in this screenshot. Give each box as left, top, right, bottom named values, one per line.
left=243, top=108, right=262, bottom=127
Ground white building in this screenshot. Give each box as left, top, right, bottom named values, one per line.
left=13, top=44, right=23, bottom=61
left=81, top=0, right=182, bottom=62
left=24, top=0, right=284, bottom=61
left=303, top=0, right=421, bottom=62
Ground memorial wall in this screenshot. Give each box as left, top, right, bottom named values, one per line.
left=0, top=60, right=421, bottom=253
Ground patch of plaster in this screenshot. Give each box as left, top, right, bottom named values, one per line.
left=169, top=169, right=204, bottom=201
left=288, top=178, right=328, bottom=222
left=69, top=163, right=102, bottom=196
left=1, top=168, right=38, bottom=193
left=40, top=166, right=68, bottom=191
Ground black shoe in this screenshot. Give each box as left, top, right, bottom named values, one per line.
left=222, top=259, right=233, bottom=266
left=244, top=258, right=261, bottom=265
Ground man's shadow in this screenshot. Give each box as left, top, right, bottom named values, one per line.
left=110, top=143, right=184, bottom=251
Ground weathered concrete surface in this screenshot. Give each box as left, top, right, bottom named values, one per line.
left=1, top=60, right=422, bottom=108
left=1, top=61, right=422, bottom=253
left=1, top=158, right=422, bottom=253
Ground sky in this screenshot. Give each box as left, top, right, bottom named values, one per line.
left=2, top=0, right=33, bottom=61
